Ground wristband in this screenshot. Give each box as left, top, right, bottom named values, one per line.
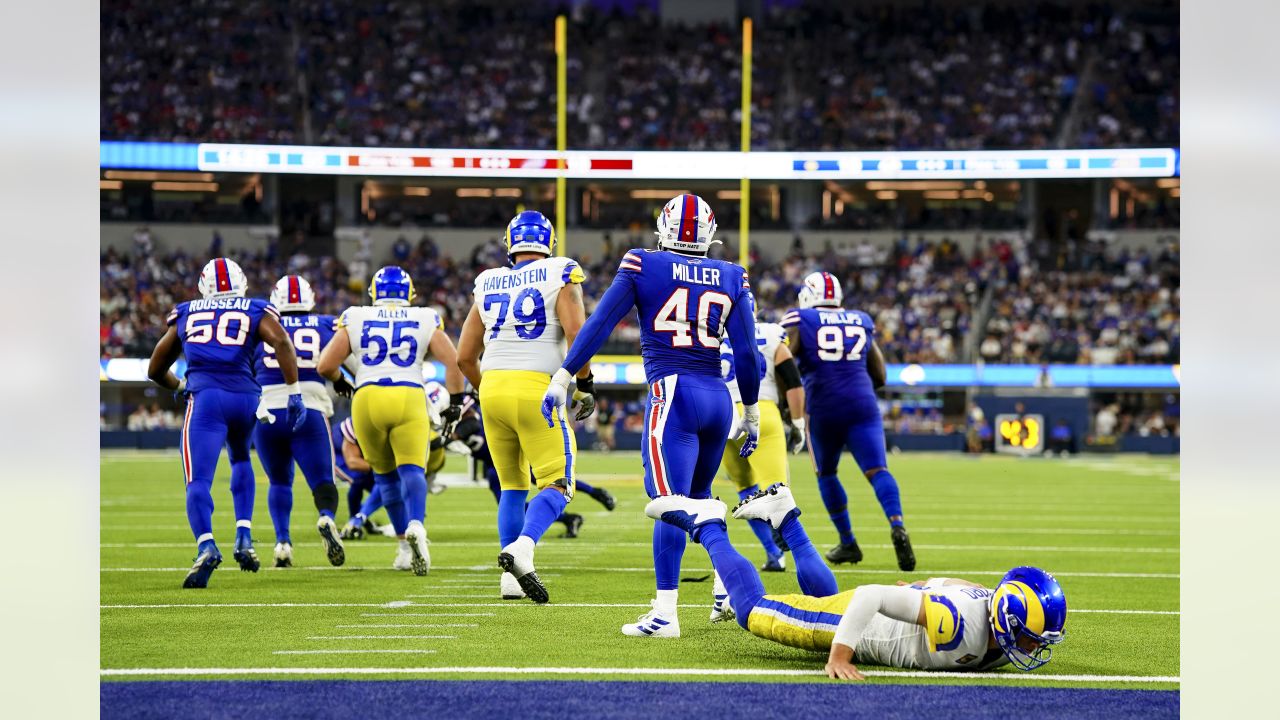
left=285, top=382, right=300, bottom=395
left=576, top=375, right=595, bottom=395
left=175, top=378, right=187, bottom=393
left=450, top=392, right=466, bottom=407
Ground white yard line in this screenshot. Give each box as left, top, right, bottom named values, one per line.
left=306, top=635, right=456, bottom=640
left=359, top=613, right=495, bottom=617
left=99, top=540, right=1176, bottom=552
left=404, top=594, right=500, bottom=599
left=103, top=602, right=424, bottom=609
left=335, top=624, right=478, bottom=628
left=98, top=665, right=1180, bottom=683
left=100, top=566, right=1179, bottom=579
left=272, top=650, right=438, bottom=655
left=383, top=602, right=1178, bottom=615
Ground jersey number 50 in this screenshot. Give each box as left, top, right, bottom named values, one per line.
left=361, top=320, right=420, bottom=367
left=816, top=325, right=867, bottom=361
left=655, top=288, right=732, bottom=348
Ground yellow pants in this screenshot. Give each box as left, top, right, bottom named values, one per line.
left=722, top=400, right=789, bottom=492
left=351, top=385, right=431, bottom=475
left=426, top=445, right=446, bottom=476
left=746, top=590, right=855, bottom=652
left=479, top=369, right=577, bottom=498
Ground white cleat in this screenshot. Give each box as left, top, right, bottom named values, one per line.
left=393, top=539, right=413, bottom=571
left=273, top=542, right=293, bottom=568
left=317, top=515, right=346, bottom=567
left=621, top=600, right=680, bottom=638
left=732, top=483, right=798, bottom=529
left=500, top=571, right=526, bottom=600
left=644, top=495, right=728, bottom=538
left=709, top=594, right=735, bottom=623
left=405, top=522, right=430, bottom=576
left=498, top=537, right=548, bottom=604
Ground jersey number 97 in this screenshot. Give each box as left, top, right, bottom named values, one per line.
left=816, top=325, right=867, bottom=361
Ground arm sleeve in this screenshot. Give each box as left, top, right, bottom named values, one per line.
left=775, top=357, right=803, bottom=391
left=726, top=291, right=761, bottom=405
left=832, top=585, right=924, bottom=652
left=561, top=271, right=636, bottom=375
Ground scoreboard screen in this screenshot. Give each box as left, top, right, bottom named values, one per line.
left=995, top=413, right=1044, bottom=456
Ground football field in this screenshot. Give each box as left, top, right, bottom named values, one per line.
left=101, top=449, right=1179, bottom=716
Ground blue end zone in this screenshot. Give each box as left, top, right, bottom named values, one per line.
left=102, top=680, right=1179, bottom=719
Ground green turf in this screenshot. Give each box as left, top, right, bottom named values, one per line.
left=100, top=450, right=1179, bottom=688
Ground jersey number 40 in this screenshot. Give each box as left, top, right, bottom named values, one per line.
left=655, top=288, right=731, bottom=348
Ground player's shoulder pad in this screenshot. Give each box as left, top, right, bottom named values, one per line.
left=260, top=301, right=281, bottom=323
left=780, top=308, right=802, bottom=328
left=922, top=593, right=965, bottom=652
left=335, top=307, right=356, bottom=329
left=547, top=255, right=585, bottom=285
left=165, top=302, right=186, bottom=326
left=618, top=249, right=645, bottom=273
left=420, top=305, right=444, bottom=330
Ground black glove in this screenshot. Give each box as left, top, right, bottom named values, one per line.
left=332, top=375, right=355, bottom=398
left=440, top=392, right=465, bottom=434
left=571, top=375, right=597, bottom=422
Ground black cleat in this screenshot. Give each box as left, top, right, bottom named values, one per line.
left=891, top=526, right=916, bottom=572
left=497, top=552, right=549, bottom=604
left=772, top=526, right=789, bottom=553
left=317, top=517, right=346, bottom=567
left=825, top=541, right=863, bottom=565
left=588, top=486, right=617, bottom=511
left=560, top=512, right=584, bottom=538
left=233, top=544, right=261, bottom=573
left=183, top=549, right=222, bottom=589
left=760, top=554, right=787, bottom=573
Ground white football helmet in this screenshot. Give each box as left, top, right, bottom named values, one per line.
left=269, top=275, right=316, bottom=313
left=425, top=381, right=449, bottom=429
left=797, top=271, right=843, bottom=309
left=656, top=193, right=718, bottom=254
left=197, top=258, right=249, bottom=300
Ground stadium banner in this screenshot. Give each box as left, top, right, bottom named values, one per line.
left=99, top=141, right=1179, bottom=179
left=100, top=358, right=1180, bottom=389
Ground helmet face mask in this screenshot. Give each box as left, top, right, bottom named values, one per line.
left=270, top=275, right=316, bottom=313
left=197, top=258, right=248, bottom=300
left=990, top=566, right=1067, bottom=671
left=369, top=266, right=416, bottom=305
left=655, top=194, right=718, bottom=255
left=797, top=271, right=842, bottom=309
left=506, top=210, right=556, bottom=262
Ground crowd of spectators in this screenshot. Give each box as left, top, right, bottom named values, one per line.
left=101, top=0, right=1178, bottom=151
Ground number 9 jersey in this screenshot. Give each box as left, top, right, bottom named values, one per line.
left=336, top=305, right=445, bottom=388
left=473, top=256, right=585, bottom=375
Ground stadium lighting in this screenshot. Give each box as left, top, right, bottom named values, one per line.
left=151, top=181, right=218, bottom=192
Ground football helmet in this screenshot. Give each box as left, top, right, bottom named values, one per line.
left=797, top=271, right=842, bottom=309
left=269, top=275, right=316, bottom=313
left=656, top=193, right=718, bottom=254
left=424, top=380, right=449, bottom=428
left=990, top=566, right=1067, bottom=671
left=505, top=210, right=556, bottom=261
left=197, top=258, right=249, bottom=300
left=369, top=266, right=416, bottom=305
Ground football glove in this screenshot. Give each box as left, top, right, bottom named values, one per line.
left=733, top=403, right=761, bottom=458
left=440, top=393, right=465, bottom=435
left=286, top=388, right=306, bottom=431
left=787, top=416, right=807, bottom=455
left=541, top=368, right=573, bottom=427
left=571, top=375, right=597, bottom=422
left=173, top=377, right=190, bottom=405
left=332, top=374, right=355, bottom=398
left=254, top=396, right=276, bottom=424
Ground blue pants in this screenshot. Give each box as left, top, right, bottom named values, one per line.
left=181, top=388, right=258, bottom=542
left=808, top=412, right=888, bottom=475
left=255, top=408, right=336, bottom=542
left=641, top=374, right=734, bottom=499
left=641, top=373, right=733, bottom=592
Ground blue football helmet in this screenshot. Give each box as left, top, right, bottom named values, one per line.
left=505, top=210, right=556, bottom=261
left=990, top=566, right=1067, bottom=671
left=369, top=266, right=416, bottom=305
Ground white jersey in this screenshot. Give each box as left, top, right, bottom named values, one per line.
left=855, top=580, right=1009, bottom=672
left=721, top=322, right=787, bottom=404
left=473, top=256, right=585, bottom=376
left=337, top=304, right=444, bottom=388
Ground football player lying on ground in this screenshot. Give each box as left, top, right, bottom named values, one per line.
left=645, top=485, right=1066, bottom=678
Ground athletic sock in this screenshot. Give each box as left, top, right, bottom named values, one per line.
left=397, top=464, right=428, bottom=525
left=311, top=482, right=339, bottom=520
left=358, top=485, right=383, bottom=519
left=655, top=588, right=679, bottom=617
left=653, top=520, right=687, bottom=592
left=234, top=522, right=252, bottom=547
left=373, top=472, right=408, bottom=535
left=267, top=482, right=293, bottom=544
left=520, top=488, right=568, bottom=543
left=778, top=511, right=839, bottom=597
left=816, top=474, right=856, bottom=545
left=197, top=537, right=218, bottom=556
left=697, top=522, right=765, bottom=629
left=229, top=458, right=256, bottom=538
left=738, top=486, right=782, bottom=558
left=497, top=490, right=527, bottom=548
left=867, top=469, right=904, bottom=527
left=186, top=479, right=215, bottom=541
left=576, top=479, right=597, bottom=496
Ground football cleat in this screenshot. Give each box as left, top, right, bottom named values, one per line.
left=182, top=546, right=222, bottom=589
left=233, top=539, right=260, bottom=573
left=405, top=523, right=430, bottom=576
left=500, top=572, right=526, bottom=600
left=273, top=542, right=293, bottom=568
left=761, top=553, right=787, bottom=573
left=891, top=526, right=916, bottom=572
left=317, top=516, right=346, bottom=567
left=340, top=520, right=365, bottom=541
left=498, top=538, right=548, bottom=604
left=560, top=512, right=584, bottom=539
left=393, top=539, right=413, bottom=571
left=772, top=526, right=789, bottom=553
left=621, top=601, right=680, bottom=638
left=587, top=486, right=617, bottom=511
left=643, top=495, right=727, bottom=541
left=825, top=541, right=863, bottom=565
left=709, top=594, right=735, bottom=623
left=731, top=483, right=799, bottom=530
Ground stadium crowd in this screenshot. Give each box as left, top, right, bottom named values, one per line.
left=101, top=0, right=1178, bottom=151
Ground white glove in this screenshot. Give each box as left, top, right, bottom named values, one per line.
left=255, top=397, right=276, bottom=424
left=541, top=368, right=573, bottom=428
left=732, top=403, right=761, bottom=458
left=445, top=439, right=473, bottom=456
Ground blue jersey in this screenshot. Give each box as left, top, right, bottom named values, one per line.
left=781, top=306, right=878, bottom=419
left=168, top=297, right=278, bottom=395
left=563, top=249, right=761, bottom=403
left=254, top=313, right=336, bottom=386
